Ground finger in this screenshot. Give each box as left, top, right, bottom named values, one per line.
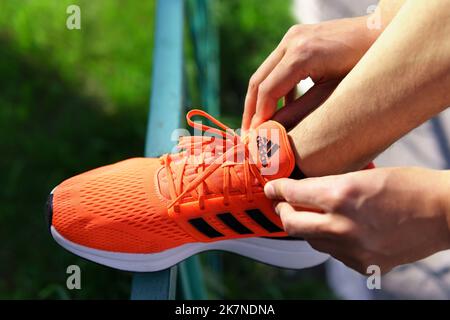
left=308, top=239, right=352, bottom=256
left=307, top=238, right=368, bottom=273
left=265, top=177, right=336, bottom=209
left=242, top=47, right=286, bottom=132
left=275, top=202, right=330, bottom=238
left=283, top=86, right=297, bottom=106
left=273, top=79, right=340, bottom=130
left=331, top=254, right=373, bottom=275
left=326, top=252, right=366, bottom=274
left=250, top=52, right=310, bottom=129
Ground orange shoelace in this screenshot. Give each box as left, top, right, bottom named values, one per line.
left=161, top=110, right=267, bottom=212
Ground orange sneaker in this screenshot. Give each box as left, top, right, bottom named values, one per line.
left=47, top=110, right=329, bottom=271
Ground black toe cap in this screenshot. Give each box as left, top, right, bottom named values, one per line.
left=46, top=192, right=54, bottom=230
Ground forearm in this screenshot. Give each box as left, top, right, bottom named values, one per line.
left=291, top=0, right=450, bottom=176
left=378, top=0, right=406, bottom=28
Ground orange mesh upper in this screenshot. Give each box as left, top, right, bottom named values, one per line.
left=53, top=158, right=196, bottom=253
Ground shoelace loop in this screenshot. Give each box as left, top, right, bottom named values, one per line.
left=162, top=109, right=266, bottom=212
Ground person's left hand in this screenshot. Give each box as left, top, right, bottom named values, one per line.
left=264, top=167, right=450, bottom=274
left=241, top=16, right=380, bottom=133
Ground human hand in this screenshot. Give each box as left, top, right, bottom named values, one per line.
left=264, top=167, right=450, bottom=274
left=242, top=16, right=380, bottom=132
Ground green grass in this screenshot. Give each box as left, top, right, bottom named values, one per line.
left=0, top=0, right=154, bottom=299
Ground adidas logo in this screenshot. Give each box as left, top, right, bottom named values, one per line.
left=256, top=136, right=279, bottom=167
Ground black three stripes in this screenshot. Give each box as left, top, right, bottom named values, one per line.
left=217, top=213, right=253, bottom=235
left=188, top=218, right=224, bottom=238
left=245, top=209, right=283, bottom=233
left=188, top=209, right=283, bottom=238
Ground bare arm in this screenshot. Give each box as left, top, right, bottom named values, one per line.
left=291, top=0, right=450, bottom=176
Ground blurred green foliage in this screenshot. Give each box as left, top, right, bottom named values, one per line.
left=216, top=0, right=296, bottom=116
left=0, top=0, right=333, bottom=299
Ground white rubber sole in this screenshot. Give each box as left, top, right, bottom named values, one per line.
left=51, top=226, right=328, bottom=272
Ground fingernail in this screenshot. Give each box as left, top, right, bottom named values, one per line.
left=264, top=182, right=274, bottom=198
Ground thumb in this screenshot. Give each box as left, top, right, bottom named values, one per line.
left=265, top=176, right=332, bottom=211
left=264, top=178, right=296, bottom=200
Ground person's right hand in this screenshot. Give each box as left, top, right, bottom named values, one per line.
left=242, top=16, right=380, bottom=132
left=264, top=167, right=450, bottom=274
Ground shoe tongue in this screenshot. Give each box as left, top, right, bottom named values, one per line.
left=247, top=120, right=295, bottom=179
left=157, top=158, right=261, bottom=200
left=157, top=120, right=295, bottom=200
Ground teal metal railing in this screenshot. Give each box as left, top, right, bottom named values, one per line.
left=131, top=0, right=219, bottom=300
